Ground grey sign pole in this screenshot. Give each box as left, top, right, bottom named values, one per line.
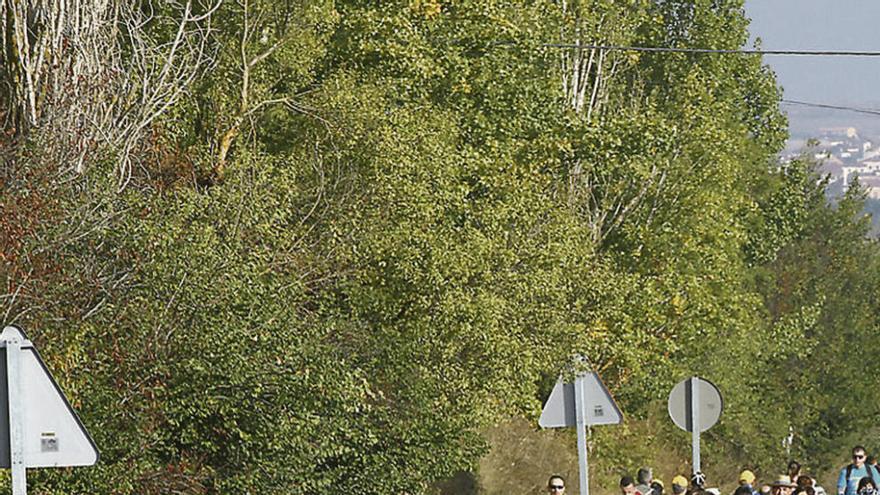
left=574, top=375, right=590, bottom=495
left=5, top=333, right=26, bottom=495
left=689, top=377, right=701, bottom=475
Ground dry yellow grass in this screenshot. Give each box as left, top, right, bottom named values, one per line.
left=435, top=404, right=879, bottom=495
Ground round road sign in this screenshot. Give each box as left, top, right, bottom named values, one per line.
left=667, top=376, right=723, bottom=433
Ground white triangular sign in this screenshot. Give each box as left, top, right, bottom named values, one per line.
left=539, top=372, right=623, bottom=428
left=0, top=326, right=98, bottom=468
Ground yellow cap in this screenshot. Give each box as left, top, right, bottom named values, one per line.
left=740, top=470, right=756, bottom=485
left=672, top=475, right=689, bottom=488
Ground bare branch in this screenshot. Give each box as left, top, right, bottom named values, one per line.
left=1, top=0, right=220, bottom=188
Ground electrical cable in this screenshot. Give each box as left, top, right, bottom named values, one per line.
left=536, top=44, right=880, bottom=57
left=781, top=99, right=880, bottom=117
left=499, top=43, right=880, bottom=117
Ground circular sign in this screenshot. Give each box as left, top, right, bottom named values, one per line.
left=667, top=376, right=723, bottom=433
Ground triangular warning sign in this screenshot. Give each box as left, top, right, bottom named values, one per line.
left=539, top=371, right=623, bottom=428
left=0, top=326, right=98, bottom=468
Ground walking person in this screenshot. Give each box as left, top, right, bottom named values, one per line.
left=798, top=476, right=814, bottom=491
left=637, top=468, right=655, bottom=495
left=622, top=476, right=641, bottom=495
left=838, top=446, right=880, bottom=495
left=671, top=475, right=689, bottom=495
left=789, top=461, right=803, bottom=484
left=651, top=480, right=664, bottom=495
left=858, top=477, right=878, bottom=495
left=548, top=475, right=566, bottom=494
left=771, top=475, right=798, bottom=495
left=798, top=473, right=827, bottom=495
left=740, top=470, right=759, bottom=495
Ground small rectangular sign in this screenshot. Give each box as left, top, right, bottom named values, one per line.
left=41, top=433, right=58, bottom=453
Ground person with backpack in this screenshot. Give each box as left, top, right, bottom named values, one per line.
left=838, top=446, right=880, bottom=495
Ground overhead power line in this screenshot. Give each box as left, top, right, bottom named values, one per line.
left=502, top=43, right=880, bottom=117
left=781, top=99, right=880, bottom=117
left=539, top=44, right=880, bottom=57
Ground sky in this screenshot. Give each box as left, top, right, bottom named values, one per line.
left=743, top=1, right=880, bottom=139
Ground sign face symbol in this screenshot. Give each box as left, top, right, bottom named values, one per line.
left=41, top=434, right=58, bottom=453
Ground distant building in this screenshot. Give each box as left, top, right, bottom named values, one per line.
left=812, top=127, right=876, bottom=173
left=793, top=126, right=880, bottom=200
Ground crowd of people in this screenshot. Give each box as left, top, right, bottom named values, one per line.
left=544, top=445, right=880, bottom=495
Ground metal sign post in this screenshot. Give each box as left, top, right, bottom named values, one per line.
left=689, top=377, right=701, bottom=475
left=6, top=333, right=26, bottom=495
left=574, top=374, right=590, bottom=495
left=540, top=366, right=623, bottom=495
